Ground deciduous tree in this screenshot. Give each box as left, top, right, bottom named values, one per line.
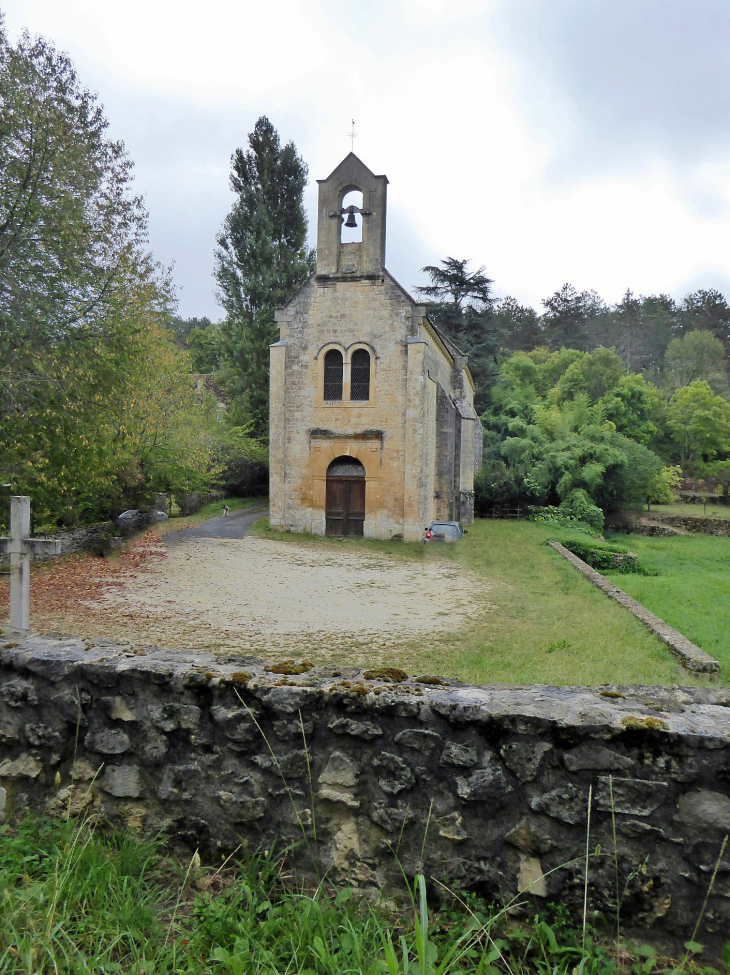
left=0, top=18, right=220, bottom=526
left=667, top=381, right=730, bottom=469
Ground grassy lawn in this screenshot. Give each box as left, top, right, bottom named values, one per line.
left=604, top=532, right=730, bottom=672
left=251, top=518, right=705, bottom=687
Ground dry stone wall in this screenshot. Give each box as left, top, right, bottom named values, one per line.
left=1, top=632, right=730, bottom=954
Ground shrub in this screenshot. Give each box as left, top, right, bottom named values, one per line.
left=528, top=506, right=601, bottom=537
left=559, top=538, right=644, bottom=574
left=559, top=489, right=605, bottom=533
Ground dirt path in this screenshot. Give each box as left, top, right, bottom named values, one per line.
left=1, top=529, right=488, bottom=665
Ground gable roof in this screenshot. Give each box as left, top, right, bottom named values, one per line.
left=318, top=152, right=388, bottom=185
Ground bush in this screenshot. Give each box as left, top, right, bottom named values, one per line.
left=648, top=466, right=682, bottom=505
left=559, top=538, right=644, bottom=574
left=528, top=506, right=601, bottom=537
left=559, top=489, right=604, bottom=533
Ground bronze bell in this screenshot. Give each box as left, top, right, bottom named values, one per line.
left=343, top=207, right=358, bottom=228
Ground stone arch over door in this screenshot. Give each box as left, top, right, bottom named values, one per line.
left=325, top=456, right=365, bottom=536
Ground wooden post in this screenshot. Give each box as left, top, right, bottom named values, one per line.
left=0, top=497, right=60, bottom=631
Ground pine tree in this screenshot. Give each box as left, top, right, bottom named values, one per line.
left=415, top=257, right=497, bottom=410
left=215, top=117, right=315, bottom=436
left=541, top=283, right=604, bottom=351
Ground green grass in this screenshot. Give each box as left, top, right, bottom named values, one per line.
left=250, top=518, right=705, bottom=687
left=604, top=532, right=730, bottom=672
left=157, top=496, right=268, bottom=536
left=0, top=815, right=717, bottom=974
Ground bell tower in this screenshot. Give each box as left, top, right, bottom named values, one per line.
left=315, top=153, right=388, bottom=278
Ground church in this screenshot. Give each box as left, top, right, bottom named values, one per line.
left=269, top=153, right=481, bottom=543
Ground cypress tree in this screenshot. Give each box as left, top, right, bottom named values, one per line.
left=215, top=117, right=315, bottom=436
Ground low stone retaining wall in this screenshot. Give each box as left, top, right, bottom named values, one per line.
left=660, top=515, right=730, bottom=537
left=549, top=542, right=720, bottom=674
left=1, top=632, right=729, bottom=953
left=608, top=512, right=730, bottom=537
left=0, top=523, right=114, bottom=567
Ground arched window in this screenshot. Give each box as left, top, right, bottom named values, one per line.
left=323, top=349, right=343, bottom=401
left=327, top=457, right=365, bottom=477
left=350, top=348, right=371, bottom=401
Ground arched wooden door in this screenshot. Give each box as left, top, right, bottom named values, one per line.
left=325, top=457, right=365, bottom=536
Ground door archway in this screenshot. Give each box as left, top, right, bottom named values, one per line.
left=325, top=457, right=365, bottom=536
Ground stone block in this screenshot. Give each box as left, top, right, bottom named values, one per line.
left=329, top=717, right=383, bottom=740
left=2, top=680, right=37, bottom=708
left=501, top=741, right=552, bottom=781
left=320, top=751, right=359, bottom=788
left=319, top=786, right=360, bottom=808
left=504, top=818, right=553, bottom=854
left=0, top=753, right=41, bottom=778
left=273, top=718, right=314, bottom=740
left=595, top=777, right=671, bottom=816
left=370, top=800, right=415, bottom=830
left=85, top=729, right=131, bottom=755
left=440, top=742, right=478, bottom=767
left=677, top=790, right=730, bottom=832
left=101, top=766, right=141, bottom=798
left=530, top=784, right=587, bottom=824
left=437, top=811, right=468, bottom=842
left=25, top=723, right=62, bottom=747
left=518, top=856, right=547, bottom=897
left=393, top=728, right=442, bottom=754
left=457, top=765, right=512, bottom=805
left=564, top=744, right=633, bottom=772
left=374, top=752, right=415, bottom=794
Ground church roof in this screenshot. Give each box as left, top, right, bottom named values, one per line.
left=317, top=152, right=388, bottom=185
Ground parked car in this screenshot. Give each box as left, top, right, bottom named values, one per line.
left=423, top=521, right=468, bottom=543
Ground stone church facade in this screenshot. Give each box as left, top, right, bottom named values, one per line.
left=269, top=153, right=481, bottom=543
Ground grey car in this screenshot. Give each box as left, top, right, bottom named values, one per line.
left=423, top=521, right=468, bottom=543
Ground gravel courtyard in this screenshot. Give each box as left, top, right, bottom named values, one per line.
left=96, top=534, right=486, bottom=660
left=3, top=527, right=489, bottom=665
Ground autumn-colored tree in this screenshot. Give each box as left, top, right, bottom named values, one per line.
left=0, top=18, right=222, bottom=526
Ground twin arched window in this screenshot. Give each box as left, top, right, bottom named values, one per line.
left=323, top=348, right=371, bottom=402
left=324, top=349, right=344, bottom=400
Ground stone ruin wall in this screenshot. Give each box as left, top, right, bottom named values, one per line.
left=1, top=632, right=730, bottom=955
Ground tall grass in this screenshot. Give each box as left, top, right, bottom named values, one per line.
left=1, top=815, right=726, bottom=974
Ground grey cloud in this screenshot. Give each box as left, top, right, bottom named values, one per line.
left=88, top=77, right=315, bottom=318
left=491, top=0, right=730, bottom=175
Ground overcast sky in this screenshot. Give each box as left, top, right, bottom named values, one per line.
left=4, top=0, right=730, bottom=320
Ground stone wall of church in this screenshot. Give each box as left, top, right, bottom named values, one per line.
left=2, top=632, right=730, bottom=957
left=271, top=276, right=463, bottom=541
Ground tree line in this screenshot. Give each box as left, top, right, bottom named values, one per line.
left=416, top=261, right=730, bottom=517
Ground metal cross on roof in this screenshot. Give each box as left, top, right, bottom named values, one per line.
left=349, top=119, right=357, bottom=151
left=0, top=497, right=60, bottom=631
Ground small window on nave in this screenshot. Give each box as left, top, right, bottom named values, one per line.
left=323, top=349, right=344, bottom=401
left=350, top=348, right=371, bottom=401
